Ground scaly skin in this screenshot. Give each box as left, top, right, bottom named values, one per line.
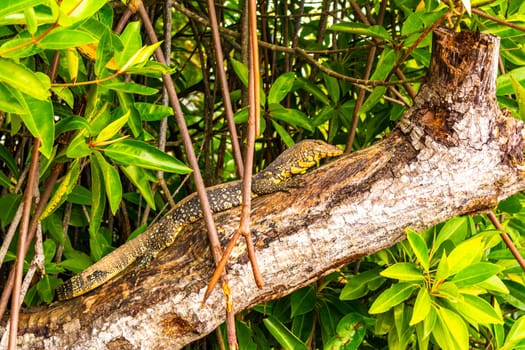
left=56, top=140, right=342, bottom=300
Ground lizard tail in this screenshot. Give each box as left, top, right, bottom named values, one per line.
left=56, top=233, right=150, bottom=300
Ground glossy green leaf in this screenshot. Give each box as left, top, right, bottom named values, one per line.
left=453, top=294, right=502, bottom=326
left=39, top=29, right=97, bottom=49
left=89, top=153, right=106, bottom=256
left=325, top=313, right=373, bottom=350
left=341, top=268, right=385, bottom=300
left=503, top=315, right=525, bottom=349
left=497, top=66, right=525, bottom=96
left=369, top=283, right=418, bottom=314
left=406, top=228, right=430, bottom=271
left=40, top=160, right=80, bottom=221
left=24, top=7, right=38, bottom=35
left=410, top=287, right=431, bottom=326
left=59, top=0, right=107, bottom=26
left=446, top=236, right=484, bottom=277
left=66, top=134, right=92, bottom=158
left=115, top=21, right=142, bottom=68
left=268, top=72, right=295, bottom=104
left=295, top=77, right=330, bottom=105
left=0, top=81, right=30, bottom=114
left=290, top=286, right=316, bottom=317
left=0, top=194, right=22, bottom=228
left=452, top=262, right=501, bottom=287
left=0, top=0, right=48, bottom=18
left=95, top=111, right=129, bottom=143
left=477, top=275, right=509, bottom=294
left=510, top=75, right=525, bottom=120
left=0, top=144, right=19, bottom=177
left=269, top=105, right=313, bottom=131
left=0, top=57, right=50, bottom=100
left=104, top=139, right=192, bottom=174
left=329, top=22, right=392, bottom=41
left=135, top=102, right=173, bottom=121
left=230, top=58, right=266, bottom=105
left=115, top=91, right=142, bottom=137
left=93, top=152, right=122, bottom=215
left=433, top=306, right=468, bottom=350
left=102, top=81, right=158, bottom=95
left=322, top=73, right=340, bottom=103
left=118, top=42, right=163, bottom=72
left=0, top=171, right=13, bottom=189
left=381, top=262, right=424, bottom=281
left=55, top=116, right=92, bottom=136
left=434, top=216, right=469, bottom=251
left=271, top=121, right=295, bottom=148
left=21, top=94, right=54, bottom=158
left=359, top=86, right=387, bottom=115
left=263, top=317, right=308, bottom=350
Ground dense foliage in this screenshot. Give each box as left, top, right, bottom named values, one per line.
left=1, top=0, right=525, bottom=349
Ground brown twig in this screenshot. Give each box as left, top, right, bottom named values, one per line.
left=134, top=0, right=234, bottom=329
left=486, top=211, right=525, bottom=271
left=8, top=138, right=40, bottom=350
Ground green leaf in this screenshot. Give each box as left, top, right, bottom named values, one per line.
left=380, top=262, right=424, bottom=281
left=433, top=306, right=469, bottom=350
left=268, top=72, right=295, bottom=104
left=452, top=262, right=502, bottom=287
left=269, top=105, right=313, bottom=131
left=295, top=77, right=330, bottom=105
left=290, top=286, right=316, bottom=317
left=102, top=81, right=158, bottom=95
left=329, top=22, right=392, bottom=41
left=452, top=294, right=503, bottom=326
left=40, top=160, right=80, bottom=220
left=369, top=283, right=418, bottom=314
left=0, top=57, right=50, bottom=100
left=230, top=58, right=266, bottom=105
left=39, top=29, right=97, bottom=49
left=120, top=165, right=156, bottom=210
left=135, top=102, right=173, bottom=121
left=341, top=268, right=385, bottom=300
left=104, top=140, right=192, bottom=174
left=59, top=0, right=107, bottom=26
left=115, top=21, right=142, bottom=68
left=271, top=121, right=295, bottom=148
left=89, top=153, right=106, bottom=254
left=497, top=66, right=525, bottom=96
left=95, top=111, right=129, bottom=143
left=434, top=216, right=469, bottom=251
left=55, top=116, right=92, bottom=136
left=446, top=236, right=484, bottom=277
left=370, top=48, right=397, bottom=80
left=510, top=75, right=525, bottom=120
left=263, top=316, right=308, bottom=350
left=0, top=194, right=22, bottom=228
left=410, top=287, right=431, bottom=326
left=0, top=0, right=49, bottom=18
left=0, top=144, right=19, bottom=177
left=325, top=313, right=373, bottom=350
left=118, top=42, right=163, bottom=72
left=406, top=228, right=430, bottom=271
left=93, top=152, right=122, bottom=215
left=359, top=86, right=387, bottom=115
left=66, top=134, right=91, bottom=158
left=322, top=73, right=340, bottom=103
left=503, top=315, right=525, bottom=349
left=0, top=82, right=30, bottom=114
left=21, top=94, right=54, bottom=158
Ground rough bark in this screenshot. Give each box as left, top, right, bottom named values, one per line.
left=2, top=27, right=525, bottom=349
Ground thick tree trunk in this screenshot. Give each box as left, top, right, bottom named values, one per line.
left=2, top=27, right=525, bottom=349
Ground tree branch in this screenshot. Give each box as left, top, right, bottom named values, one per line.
left=2, top=27, right=524, bottom=350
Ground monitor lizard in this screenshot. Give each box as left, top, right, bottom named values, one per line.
left=56, top=139, right=342, bottom=300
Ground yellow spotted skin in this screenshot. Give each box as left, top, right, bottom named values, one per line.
left=56, top=140, right=342, bottom=300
